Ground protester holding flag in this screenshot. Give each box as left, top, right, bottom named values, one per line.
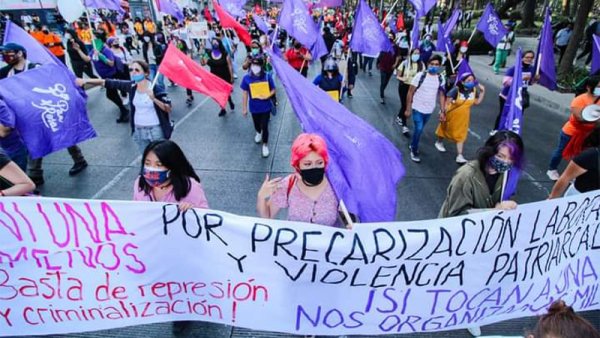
left=396, top=48, right=425, bottom=136
left=546, top=76, right=600, bottom=181
left=64, top=28, right=98, bottom=79
left=549, top=127, right=600, bottom=198
left=435, top=72, right=486, bottom=164
left=240, top=57, right=275, bottom=158
left=313, top=58, right=344, bottom=102
left=405, top=54, right=446, bottom=163
left=418, top=33, right=435, bottom=63
left=439, top=130, right=524, bottom=217
left=0, top=43, right=89, bottom=186
left=257, top=133, right=343, bottom=228
left=89, top=31, right=130, bottom=123
left=444, top=40, right=470, bottom=90
left=377, top=32, right=401, bottom=104
left=284, top=41, right=312, bottom=77
left=79, top=60, right=173, bottom=153
left=201, top=38, right=235, bottom=117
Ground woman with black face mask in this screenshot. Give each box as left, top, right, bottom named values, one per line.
left=201, top=37, right=235, bottom=116
left=257, top=133, right=344, bottom=228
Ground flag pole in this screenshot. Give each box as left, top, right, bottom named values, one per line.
left=380, top=0, right=399, bottom=26
left=500, top=169, right=509, bottom=201
left=466, top=26, right=477, bottom=44
left=269, top=24, right=279, bottom=51
left=445, top=43, right=455, bottom=71
left=150, top=70, right=160, bottom=90
left=535, top=51, right=542, bottom=78
left=339, top=199, right=355, bottom=229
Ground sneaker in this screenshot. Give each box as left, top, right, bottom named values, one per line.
left=467, top=326, right=482, bottom=337
left=434, top=141, right=447, bottom=152
left=546, top=169, right=560, bottom=181
left=347, top=93, right=353, bottom=98
left=254, top=132, right=262, bottom=144
left=380, top=98, right=385, bottom=104
left=69, top=161, right=88, bottom=176
left=122, top=96, right=129, bottom=105
left=402, top=126, right=410, bottom=136
left=456, top=154, right=467, bottom=164
left=489, top=129, right=497, bottom=136
left=368, top=71, right=372, bottom=76
left=233, top=73, right=238, bottom=79
left=185, top=97, right=193, bottom=106
left=408, top=145, right=421, bottom=163
left=261, top=144, right=270, bottom=157
left=395, top=116, right=403, bottom=126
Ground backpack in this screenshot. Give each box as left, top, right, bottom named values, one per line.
left=415, top=71, right=444, bottom=92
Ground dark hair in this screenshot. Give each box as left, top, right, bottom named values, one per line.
left=130, top=59, right=150, bottom=75
left=583, top=127, right=600, bottom=148
left=523, top=50, right=535, bottom=58
left=530, top=300, right=600, bottom=338
left=210, top=38, right=227, bottom=56
left=429, top=54, right=443, bottom=64
left=138, top=140, right=200, bottom=201
left=477, top=130, right=525, bottom=172
left=585, top=75, right=600, bottom=93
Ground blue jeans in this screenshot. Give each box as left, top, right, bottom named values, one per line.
left=133, top=125, right=165, bottom=154
left=548, top=131, right=571, bottom=170
left=410, top=110, right=432, bottom=152
left=149, top=64, right=165, bottom=89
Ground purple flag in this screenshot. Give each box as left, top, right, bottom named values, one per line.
left=408, top=0, right=437, bottom=17
left=253, top=13, right=270, bottom=34
left=219, top=0, right=246, bottom=18
left=350, top=0, right=392, bottom=57
left=476, top=3, right=508, bottom=47
left=310, top=0, right=344, bottom=8
left=84, top=0, right=124, bottom=13
left=0, top=64, right=96, bottom=159
left=279, top=0, right=328, bottom=60
left=435, top=19, right=448, bottom=52
left=3, top=20, right=60, bottom=66
left=593, top=35, right=600, bottom=75
left=498, top=49, right=524, bottom=200
left=269, top=51, right=405, bottom=222
left=157, top=0, right=184, bottom=21
left=410, top=14, right=420, bottom=50
left=535, top=7, right=556, bottom=90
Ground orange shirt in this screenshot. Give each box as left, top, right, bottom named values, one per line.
left=77, top=28, right=93, bottom=45
left=563, top=94, right=596, bottom=135
left=32, top=31, right=65, bottom=57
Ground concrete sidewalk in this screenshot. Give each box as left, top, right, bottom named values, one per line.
left=467, top=36, right=574, bottom=118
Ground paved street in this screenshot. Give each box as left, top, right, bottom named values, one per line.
left=21, top=38, right=599, bottom=337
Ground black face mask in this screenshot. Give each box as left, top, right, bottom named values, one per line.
left=300, top=167, right=325, bottom=186
left=294, top=43, right=302, bottom=49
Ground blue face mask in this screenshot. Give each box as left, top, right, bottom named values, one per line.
left=131, top=74, right=145, bottom=83
left=489, top=156, right=512, bottom=173
left=594, top=87, right=600, bottom=96
left=428, top=66, right=439, bottom=74
left=143, top=166, right=170, bottom=187
left=463, top=81, right=476, bottom=89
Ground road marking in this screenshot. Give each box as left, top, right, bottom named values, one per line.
left=90, top=96, right=211, bottom=200
left=468, top=128, right=482, bottom=140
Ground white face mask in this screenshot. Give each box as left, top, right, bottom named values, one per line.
left=460, top=46, right=468, bottom=53
left=143, top=36, right=151, bottom=42
left=250, top=65, right=261, bottom=75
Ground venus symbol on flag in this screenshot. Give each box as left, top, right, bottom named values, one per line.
left=291, top=8, right=309, bottom=34
left=32, top=83, right=71, bottom=132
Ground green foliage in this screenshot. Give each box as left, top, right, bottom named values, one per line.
left=557, top=66, right=591, bottom=93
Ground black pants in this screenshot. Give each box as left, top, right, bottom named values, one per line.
left=251, top=112, right=271, bottom=143
left=28, top=145, right=85, bottom=180
left=380, top=71, right=393, bottom=98
left=577, top=41, right=593, bottom=65
left=71, top=61, right=97, bottom=79
left=397, top=81, right=410, bottom=124
left=106, top=83, right=128, bottom=113
left=558, top=45, right=567, bottom=64
left=57, top=54, right=66, bottom=64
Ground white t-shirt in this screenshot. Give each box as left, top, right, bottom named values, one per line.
left=410, top=71, right=444, bottom=114
left=133, top=92, right=159, bottom=127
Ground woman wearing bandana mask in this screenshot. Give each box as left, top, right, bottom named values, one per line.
left=257, top=133, right=344, bottom=228
left=439, top=130, right=524, bottom=218
left=434, top=73, right=486, bottom=164
left=201, top=38, right=235, bottom=116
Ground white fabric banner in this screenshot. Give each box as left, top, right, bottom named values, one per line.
left=0, top=192, right=599, bottom=336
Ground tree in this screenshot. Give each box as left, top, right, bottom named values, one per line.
left=562, top=0, right=571, bottom=16
left=557, top=0, right=594, bottom=78
left=520, top=0, right=536, bottom=29
left=497, top=0, right=524, bottom=18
